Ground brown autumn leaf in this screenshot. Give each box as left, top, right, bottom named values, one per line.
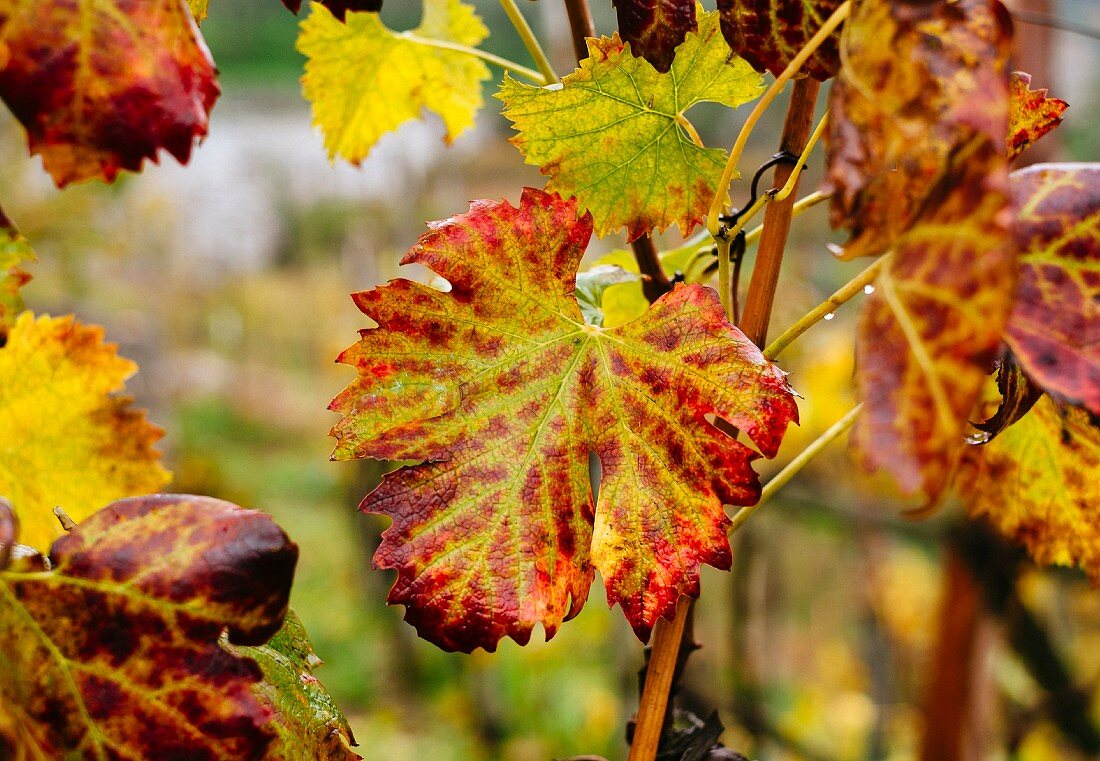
left=968, top=352, right=1044, bottom=443
left=717, top=0, right=843, bottom=81
left=0, top=0, right=219, bottom=186
left=851, top=147, right=1016, bottom=502
left=613, top=0, right=697, bottom=73
left=1004, top=163, right=1100, bottom=416
left=823, top=0, right=1013, bottom=259
left=1007, top=71, right=1067, bottom=161
left=0, top=494, right=299, bottom=759
left=958, top=396, right=1100, bottom=583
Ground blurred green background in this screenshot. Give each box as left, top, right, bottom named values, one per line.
left=4, top=1, right=1100, bottom=759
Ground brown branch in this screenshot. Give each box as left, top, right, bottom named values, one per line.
left=629, top=597, right=692, bottom=761
left=737, top=77, right=820, bottom=345
left=562, top=0, right=596, bottom=61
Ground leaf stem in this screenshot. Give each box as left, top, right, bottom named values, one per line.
left=763, top=256, right=885, bottom=360
left=400, top=33, right=545, bottom=84
left=729, top=404, right=862, bottom=533
left=705, top=0, right=851, bottom=239
left=499, top=0, right=558, bottom=84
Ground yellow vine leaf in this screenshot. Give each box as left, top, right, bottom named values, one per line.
left=0, top=313, right=170, bottom=551
left=297, top=0, right=491, bottom=164
left=188, top=0, right=210, bottom=23
left=0, top=211, right=35, bottom=339
left=958, top=396, right=1100, bottom=582
left=498, top=8, right=763, bottom=240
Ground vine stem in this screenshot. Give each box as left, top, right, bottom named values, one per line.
left=763, top=256, right=885, bottom=360
left=705, top=0, right=851, bottom=239
left=499, top=0, right=558, bottom=84
left=562, top=0, right=597, bottom=61
left=728, top=404, right=862, bottom=533
left=633, top=56, right=828, bottom=761
left=400, top=33, right=545, bottom=83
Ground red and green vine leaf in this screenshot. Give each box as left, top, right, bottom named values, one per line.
left=0, top=313, right=171, bottom=551
left=612, top=0, right=697, bottom=73
left=1007, top=72, right=1067, bottom=161
left=823, top=0, right=1013, bottom=259
left=1004, top=163, right=1100, bottom=415
left=329, top=189, right=798, bottom=652
left=298, top=0, right=490, bottom=164
left=0, top=208, right=35, bottom=340
left=226, top=609, right=361, bottom=760
left=958, top=396, right=1100, bottom=583
left=281, top=0, right=382, bottom=21
left=0, top=0, right=219, bottom=187
left=852, top=151, right=1016, bottom=503
left=498, top=9, right=763, bottom=241
left=716, top=0, right=843, bottom=81
left=0, top=494, right=299, bottom=759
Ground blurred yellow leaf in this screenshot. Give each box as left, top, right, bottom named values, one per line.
left=0, top=313, right=170, bottom=550
left=0, top=212, right=35, bottom=339
left=298, top=0, right=490, bottom=164
left=958, top=396, right=1100, bottom=581
left=188, top=0, right=209, bottom=22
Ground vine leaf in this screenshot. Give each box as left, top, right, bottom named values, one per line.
left=1004, top=163, right=1100, bottom=416
left=0, top=0, right=219, bottom=186
left=957, top=396, right=1100, bottom=583
left=852, top=150, right=1016, bottom=503
left=0, top=494, right=299, bottom=759
left=226, top=610, right=361, bottom=760
left=498, top=9, right=763, bottom=241
left=717, top=0, right=844, bottom=81
left=823, top=0, right=1013, bottom=259
left=329, top=188, right=798, bottom=652
left=0, top=209, right=35, bottom=340
left=282, top=0, right=383, bottom=21
left=612, top=0, right=697, bottom=73
left=0, top=313, right=171, bottom=551
left=587, top=247, right=709, bottom=329
left=1007, top=72, right=1067, bottom=161
left=574, top=265, right=641, bottom=327
left=188, top=0, right=210, bottom=23
left=297, top=0, right=490, bottom=165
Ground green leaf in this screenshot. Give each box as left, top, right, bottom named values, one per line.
left=297, top=0, right=491, bottom=164
left=574, top=264, right=640, bottom=327
left=227, top=610, right=361, bottom=760
left=0, top=495, right=299, bottom=759
left=329, top=188, right=798, bottom=652
left=0, top=209, right=35, bottom=340
left=498, top=9, right=763, bottom=241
